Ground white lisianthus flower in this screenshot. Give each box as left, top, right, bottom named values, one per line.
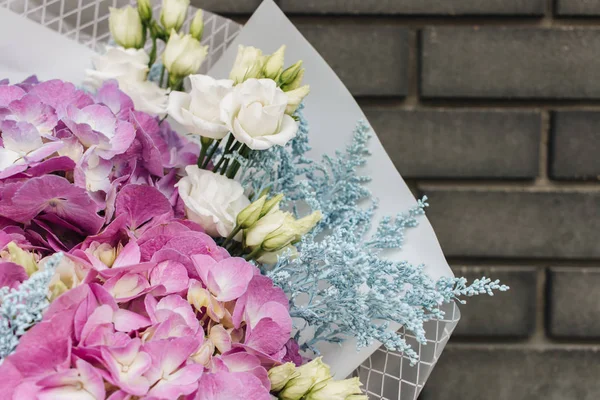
left=85, top=47, right=168, bottom=115
left=160, top=0, right=189, bottom=32
left=168, top=75, right=233, bottom=139
left=245, top=210, right=290, bottom=249
left=163, top=31, right=208, bottom=79
left=85, top=46, right=149, bottom=88
left=229, top=45, right=265, bottom=83
left=176, top=166, right=250, bottom=238
left=109, top=6, right=145, bottom=49
left=120, top=80, right=169, bottom=116
left=220, top=79, right=298, bottom=150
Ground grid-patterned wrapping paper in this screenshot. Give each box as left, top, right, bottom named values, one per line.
left=0, top=0, right=241, bottom=72
left=0, top=1, right=461, bottom=398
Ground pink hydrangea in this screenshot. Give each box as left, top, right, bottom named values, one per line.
left=0, top=77, right=199, bottom=255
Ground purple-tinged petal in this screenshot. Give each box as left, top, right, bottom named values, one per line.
left=112, top=239, right=141, bottom=268
left=113, top=309, right=151, bottom=332
left=0, top=175, right=104, bottom=235
left=192, top=255, right=255, bottom=302
left=36, top=358, right=105, bottom=400
left=233, top=275, right=289, bottom=330
left=150, top=260, right=189, bottom=295
left=219, top=352, right=270, bottom=390
left=143, top=337, right=202, bottom=398
left=1, top=120, right=43, bottom=154
left=19, top=156, right=76, bottom=177
left=0, top=261, right=27, bottom=289
left=29, top=80, right=94, bottom=118
left=96, top=80, right=134, bottom=118
left=0, top=85, right=25, bottom=107
left=245, top=317, right=291, bottom=357
left=153, top=295, right=199, bottom=332
left=195, top=371, right=271, bottom=400
left=115, top=184, right=173, bottom=231
left=100, top=338, right=151, bottom=396
left=8, top=93, right=58, bottom=134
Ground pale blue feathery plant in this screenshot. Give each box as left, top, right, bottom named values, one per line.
left=241, top=105, right=509, bottom=363
left=0, top=252, right=63, bottom=361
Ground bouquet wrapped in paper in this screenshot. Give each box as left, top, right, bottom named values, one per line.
left=0, top=1, right=507, bottom=399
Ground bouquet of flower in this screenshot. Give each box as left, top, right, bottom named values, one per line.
left=0, top=1, right=508, bottom=399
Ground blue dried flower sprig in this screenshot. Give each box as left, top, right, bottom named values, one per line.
left=243, top=106, right=508, bottom=363
left=0, top=252, right=63, bottom=360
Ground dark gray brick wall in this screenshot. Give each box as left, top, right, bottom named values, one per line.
left=421, top=189, right=600, bottom=259
left=421, top=27, right=600, bottom=99
left=421, top=347, right=600, bottom=400
left=296, top=24, right=409, bottom=96
left=193, top=0, right=264, bottom=14
left=548, top=268, right=600, bottom=338
left=453, top=267, right=537, bottom=337
left=280, top=0, right=546, bottom=15
left=365, top=108, right=541, bottom=179
left=556, top=0, right=600, bottom=16
left=551, top=111, right=600, bottom=180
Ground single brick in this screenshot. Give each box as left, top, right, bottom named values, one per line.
left=556, top=0, right=600, bottom=16
left=551, top=111, right=600, bottom=180
left=296, top=24, right=409, bottom=96
left=365, top=108, right=541, bottom=179
left=548, top=268, right=600, bottom=338
left=419, top=189, right=600, bottom=259
left=191, top=0, right=263, bottom=14
left=280, top=0, right=545, bottom=15
left=422, top=346, right=600, bottom=400
left=421, top=27, right=600, bottom=99
left=453, top=267, right=537, bottom=338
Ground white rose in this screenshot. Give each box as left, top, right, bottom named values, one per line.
left=167, top=74, right=233, bottom=139
left=229, top=45, right=265, bottom=83
left=85, top=46, right=149, bottom=89
left=163, top=31, right=208, bottom=79
left=220, top=79, right=298, bottom=150
left=176, top=166, right=250, bottom=238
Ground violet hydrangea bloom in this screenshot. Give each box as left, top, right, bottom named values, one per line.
left=0, top=77, right=198, bottom=256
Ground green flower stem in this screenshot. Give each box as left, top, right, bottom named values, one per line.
left=159, top=65, right=166, bottom=88
left=244, top=246, right=263, bottom=261
left=201, top=139, right=221, bottom=169
left=197, top=140, right=210, bottom=168
left=222, top=225, right=242, bottom=249
left=225, top=144, right=251, bottom=179
left=148, top=35, right=158, bottom=68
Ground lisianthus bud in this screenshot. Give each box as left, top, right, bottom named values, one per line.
left=6, top=242, right=38, bottom=276
left=304, top=377, right=364, bottom=400
left=260, top=193, right=284, bottom=218
left=237, top=195, right=267, bottom=229
left=293, top=210, right=322, bottom=240
left=263, top=45, right=286, bottom=81
left=286, top=85, right=310, bottom=115
left=279, top=377, right=317, bottom=400
left=268, top=362, right=298, bottom=392
left=346, top=396, right=369, bottom=400
left=262, top=216, right=298, bottom=252
left=229, top=45, right=265, bottom=83
left=163, top=30, right=208, bottom=79
left=160, top=0, right=189, bottom=32
left=190, top=10, right=205, bottom=41
left=280, top=61, right=303, bottom=87
left=137, top=0, right=153, bottom=25
left=244, top=210, right=289, bottom=248
left=296, top=357, right=332, bottom=386
left=281, top=68, right=305, bottom=92
left=109, top=6, right=145, bottom=49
